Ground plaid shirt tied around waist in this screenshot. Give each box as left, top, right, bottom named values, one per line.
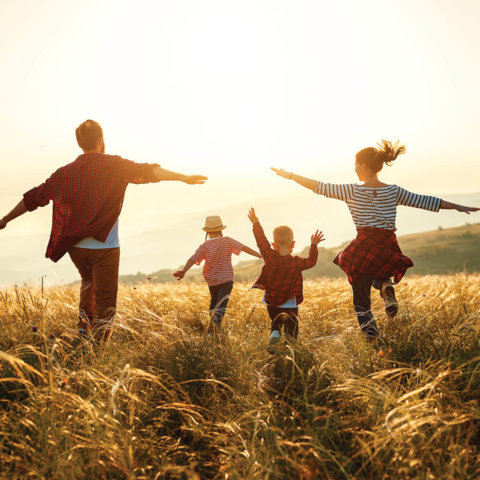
left=333, top=227, right=413, bottom=284
left=23, top=153, right=159, bottom=262
left=251, top=222, right=318, bottom=307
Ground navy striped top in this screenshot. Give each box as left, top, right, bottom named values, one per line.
left=314, top=182, right=442, bottom=230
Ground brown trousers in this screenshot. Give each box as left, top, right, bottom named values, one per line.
left=68, top=247, right=120, bottom=339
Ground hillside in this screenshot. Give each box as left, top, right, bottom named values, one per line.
left=120, top=223, right=480, bottom=284
left=1, top=192, right=479, bottom=286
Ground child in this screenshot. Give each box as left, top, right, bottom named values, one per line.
left=174, top=215, right=261, bottom=332
left=271, top=140, right=479, bottom=338
left=247, top=207, right=324, bottom=350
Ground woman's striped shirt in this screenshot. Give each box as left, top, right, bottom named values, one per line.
left=314, top=182, right=442, bottom=230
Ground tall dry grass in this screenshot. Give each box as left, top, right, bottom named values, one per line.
left=1, top=275, right=480, bottom=479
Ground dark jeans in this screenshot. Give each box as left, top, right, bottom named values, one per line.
left=267, top=306, right=299, bottom=338
left=351, top=275, right=388, bottom=337
left=208, top=281, right=234, bottom=326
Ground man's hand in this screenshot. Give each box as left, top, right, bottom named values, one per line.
left=311, top=230, right=325, bottom=245
left=173, top=271, right=185, bottom=281
left=183, top=175, right=208, bottom=185
left=248, top=208, right=259, bottom=224
left=0, top=218, right=7, bottom=230
left=271, top=167, right=292, bottom=179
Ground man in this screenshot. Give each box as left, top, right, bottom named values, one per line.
left=0, top=119, right=207, bottom=339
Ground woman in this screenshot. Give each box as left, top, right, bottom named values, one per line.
left=271, top=140, right=478, bottom=337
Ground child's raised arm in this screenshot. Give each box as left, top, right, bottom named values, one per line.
left=248, top=208, right=275, bottom=261
left=242, top=245, right=262, bottom=259
left=294, top=230, right=324, bottom=271
left=271, top=167, right=317, bottom=191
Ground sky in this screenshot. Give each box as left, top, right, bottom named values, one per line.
left=1, top=0, right=479, bottom=243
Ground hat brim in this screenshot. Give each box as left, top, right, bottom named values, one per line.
left=203, top=225, right=227, bottom=232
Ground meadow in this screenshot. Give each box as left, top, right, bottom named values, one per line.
left=1, top=275, right=480, bottom=479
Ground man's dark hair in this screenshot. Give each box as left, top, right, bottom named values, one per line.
left=76, top=119, right=103, bottom=151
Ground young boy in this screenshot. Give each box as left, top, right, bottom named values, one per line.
left=247, top=208, right=324, bottom=350
left=174, top=215, right=261, bottom=332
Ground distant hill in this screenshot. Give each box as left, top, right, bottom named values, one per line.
left=1, top=191, right=478, bottom=286
left=119, top=223, right=480, bottom=284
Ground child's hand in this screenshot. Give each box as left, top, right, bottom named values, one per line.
left=248, top=208, right=259, bottom=224
left=271, top=167, right=293, bottom=179
left=311, top=230, right=325, bottom=245
left=173, top=270, right=185, bottom=280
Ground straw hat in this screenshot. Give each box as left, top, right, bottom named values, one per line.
left=202, top=215, right=227, bottom=232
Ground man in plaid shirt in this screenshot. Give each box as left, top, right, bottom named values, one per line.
left=0, top=119, right=207, bottom=339
left=248, top=208, right=324, bottom=350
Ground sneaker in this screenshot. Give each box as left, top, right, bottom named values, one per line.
left=381, top=280, right=398, bottom=318
left=267, top=330, right=281, bottom=353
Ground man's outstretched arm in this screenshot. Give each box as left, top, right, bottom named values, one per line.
left=153, top=166, right=207, bottom=184
left=0, top=200, right=28, bottom=229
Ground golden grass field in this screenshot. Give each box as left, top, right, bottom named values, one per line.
left=1, top=275, right=480, bottom=479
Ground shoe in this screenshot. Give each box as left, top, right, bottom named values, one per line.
left=381, top=280, right=398, bottom=318
left=267, top=330, right=281, bottom=353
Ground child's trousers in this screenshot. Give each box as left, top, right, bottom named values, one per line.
left=267, top=306, right=299, bottom=338
left=208, top=281, right=233, bottom=326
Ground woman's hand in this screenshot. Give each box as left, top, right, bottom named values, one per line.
left=271, top=167, right=292, bottom=179
left=311, top=230, right=325, bottom=245
left=441, top=200, right=479, bottom=214
left=456, top=205, right=479, bottom=214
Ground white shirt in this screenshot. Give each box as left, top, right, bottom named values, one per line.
left=74, top=218, right=120, bottom=249
left=262, top=293, right=297, bottom=308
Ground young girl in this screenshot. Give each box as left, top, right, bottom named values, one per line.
left=271, top=140, right=479, bottom=337
left=174, top=215, right=262, bottom=332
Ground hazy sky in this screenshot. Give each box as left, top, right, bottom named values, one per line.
left=1, top=0, right=479, bottom=240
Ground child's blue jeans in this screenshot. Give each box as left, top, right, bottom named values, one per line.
left=208, top=281, right=233, bottom=326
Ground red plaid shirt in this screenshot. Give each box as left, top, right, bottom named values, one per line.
left=251, top=222, right=318, bottom=306
left=333, top=227, right=414, bottom=284
left=23, top=153, right=159, bottom=262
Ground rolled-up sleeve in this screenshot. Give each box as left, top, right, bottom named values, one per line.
left=23, top=174, right=56, bottom=211
left=115, top=156, right=160, bottom=184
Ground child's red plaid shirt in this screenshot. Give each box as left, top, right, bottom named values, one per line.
left=251, top=222, right=318, bottom=307
left=23, top=153, right=159, bottom=262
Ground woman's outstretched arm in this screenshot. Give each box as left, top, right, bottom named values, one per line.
left=440, top=200, right=479, bottom=214
left=271, top=167, right=317, bottom=191
left=271, top=167, right=353, bottom=201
